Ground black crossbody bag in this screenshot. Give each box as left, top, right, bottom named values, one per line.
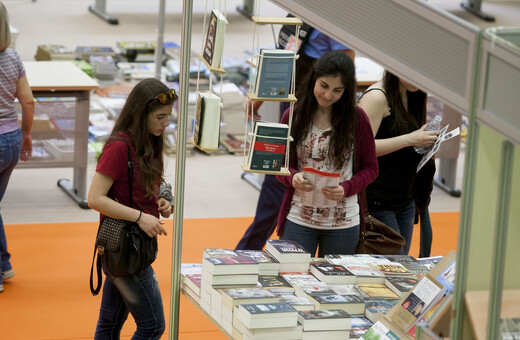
left=90, top=139, right=158, bottom=295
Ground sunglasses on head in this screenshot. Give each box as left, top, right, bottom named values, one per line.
left=153, top=89, right=178, bottom=104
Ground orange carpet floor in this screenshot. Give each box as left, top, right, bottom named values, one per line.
left=0, top=213, right=459, bottom=339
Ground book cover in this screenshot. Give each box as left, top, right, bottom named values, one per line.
left=364, top=297, right=399, bottom=323
left=385, top=277, right=419, bottom=298
left=254, top=49, right=295, bottom=98
left=298, top=309, right=352, bottom=331
left=202, top=248, right=237, bottom=259
left=247, top=121, right=289, bottom=172
left=202, top=256, right=259, bottom=275
left=312, top=294, right=365, bottom=315
left=238, top=302, right=298, bottom=329
left=301, top=168, right=341, bottom=207
left=235, top=250, right=279, bottom=265
left=343, top=264, right=385, bottom=284
left=201, top=270, right=259, bottom=286
left=331, top=284, right=369, bottom=298
left=257, top=275, right=295, bottom=295
left=357, top=283, right=400, bottom=300
left=310, top=263, right=356, bottom=284
left=279, top=295, right=315, bottom=311
left=266, top=239, right=311, bottom=263
left=325, top=254, right=364, bottom=266
left=180, top=263, right=202, bottom=275
left=361, top=320, right=403, bottom=340
left=202, top=9, right=228, bottom=68
left=239, top=302, right=297, bottom=315
left=221, top=288, right=278, bottom=309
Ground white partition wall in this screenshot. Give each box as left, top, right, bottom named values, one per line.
left=269, top=0, right=480, bottom=115
left=478, top=28, right=520, bottom=145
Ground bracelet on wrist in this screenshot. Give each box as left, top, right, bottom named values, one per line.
left=135, top=211, right=142, bottom=223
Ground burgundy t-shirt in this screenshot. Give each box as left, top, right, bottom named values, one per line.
left=96, top=134, right=159, bottom=217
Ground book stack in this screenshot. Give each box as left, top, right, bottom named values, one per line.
left=116, top=40, right=156, bottom=62
left=236, top=302, right=299, bottom=334
left=309, top=262, right=357, bottom=285
left=279, top=294, right=315, bottom=311
left=34, top=44, right=77, bottom=61
left=363, top=297, right=399, bottom=323
left=232, top=305, right=303, bottom=340
left=180, top=263, right=203, bottom=305
left=298, top=309, right=352, bottom=340
left=75, top=46, right=116, bottom=60
left=266, top=240, right=311, bottom=273
left=325, top=255, right=385, bottom=284
left=220, top=288, right=279, bottom=334
left=89, top=55, right=118, bottom=80
left=235, top=249, right=280, bottom=276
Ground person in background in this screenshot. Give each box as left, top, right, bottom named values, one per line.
left=88, top=78, right=176, bottom=339
left=0, top=1, right=34, bottom=293
left=235, top=25, right=353, bottom=251
left=358, top=70, right=438, bottom=255
left=275, top=50, right=378, bottom=257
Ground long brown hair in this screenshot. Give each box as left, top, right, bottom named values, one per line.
left=291, top=50, right=358, bottom=170
left=103, top=78, right=177, bottom=198
left=383, top=71, right=427, bottom=134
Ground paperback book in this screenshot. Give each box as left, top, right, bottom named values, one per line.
left=237, top=302, right=298, bottom=329
left=309, top=263, right=356, bottom=284
left=202, top=256, right=259, bottom=275
left=193, top=92, right=222, bottom=150
left=279, top=295, right=316, bottom=311
left=266, top=239, right=311, bottom=263
left=356, top=283, right=400, bottom=300
left=221, top=288, right=279, bottom=310
left=364, top=297, right=399, bottom=323
left=202, top=9, right=228, bottom=69
left=298, top=309, right=352, bottom=331
left=254, top=49, right=295, bottom=99
left=247, top=121, right=289, bottom=172
left=311, top=294, right=365, bottom=315
left=257, top=275, right=295, bottom=296
left=385, top=276, right=419, bottom=298
left=236, top=250, right=280, bottom=275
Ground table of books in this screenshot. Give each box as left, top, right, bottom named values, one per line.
left=180, top=240, right=456, bottom=340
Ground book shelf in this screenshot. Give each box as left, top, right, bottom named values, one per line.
left=241, top=13, right=302, bottom=176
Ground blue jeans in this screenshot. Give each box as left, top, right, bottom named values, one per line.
left=235, top=175, right=285, bottom=250
left=0, top=129, right=22, bottom=285
left=95, top=266, right=165, bottom=340
left=280, top=219, right=360, bottom=257
left=370, top=201, right=416, bottom=255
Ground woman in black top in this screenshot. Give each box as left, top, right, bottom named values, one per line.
left=358, top=70, right=438, bottom=254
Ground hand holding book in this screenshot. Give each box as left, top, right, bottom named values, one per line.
left=299, top=168, right=341, bottom=207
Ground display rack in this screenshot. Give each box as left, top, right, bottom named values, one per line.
left=240, top=13, right=302, bottom=176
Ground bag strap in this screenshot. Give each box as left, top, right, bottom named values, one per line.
left=90, top=138, right=135, bottom=296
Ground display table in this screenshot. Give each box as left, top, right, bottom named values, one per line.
left=22, top=61, right=99, bottom=208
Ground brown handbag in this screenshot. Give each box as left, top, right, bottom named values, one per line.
left=355, top=190, right=405, bottom=255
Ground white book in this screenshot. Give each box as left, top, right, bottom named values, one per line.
left=202, top=9, right=227, bottom=69
left=237, top=303, right=298, bottom=329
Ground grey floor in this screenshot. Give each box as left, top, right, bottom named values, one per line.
left=3, top=0, right=463, bottom=225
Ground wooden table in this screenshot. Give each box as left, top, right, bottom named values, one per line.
left=22, top=61, right=99, bottom=208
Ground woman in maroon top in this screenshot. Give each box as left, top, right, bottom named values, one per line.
left=276, top=50, right=378, bottom=257
left=88, top=78, right=177, bottom=340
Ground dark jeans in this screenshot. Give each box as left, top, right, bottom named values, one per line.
left=94, top=266, right=165, bottom=340
left=280, top=219, right=360, bottom=257
left=419, top=208, right=432, bottom=257
left=235, top=175, right=285, bottom=250
left=0, top=129, right=21, bottom=285
left=370, top=201, right=416, bottom=255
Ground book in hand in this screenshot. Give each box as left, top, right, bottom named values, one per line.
left=202, top=256, right=259, bottom=275
left=254, top=49, right=295, bottom=98
left=237, top=302, right=298, bottom=329
left=356, top=283, right=400, bottom=300
left=202, top=9, right=228, bottom=69
left=311, top=294, right=365, bottom=315
left=266, top=239, right=311, bottom=263
left=301, top=168, right=341, bottom=207
left=309, top=263, right=356, bottom=284
left=385, top=276, right=419, bottom=298
left=247, top=121, right=289, bottom=172
left=221, top=288, right=279, bottom=310
left=193, top=92, right=222, bottom=149
left=298, top=309, right=352, bottom=331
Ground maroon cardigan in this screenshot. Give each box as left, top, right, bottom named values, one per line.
left=275, top=106, right=378, bottom=235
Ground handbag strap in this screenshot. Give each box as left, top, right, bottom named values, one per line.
left=90, top=138, right=135, bottom=296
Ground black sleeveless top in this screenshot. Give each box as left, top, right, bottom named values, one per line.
left=360, top=88, right=423, bottom=212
